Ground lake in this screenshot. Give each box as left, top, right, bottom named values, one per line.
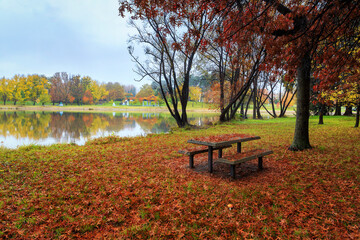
left=0, top=111, right=218, bottom=149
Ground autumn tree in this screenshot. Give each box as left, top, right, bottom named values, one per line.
left=50, top=73, right=66, bottom=105
left=69, top=75, right=83, bottom=105
left=196, top=9, right=265, bottom=121
left=61, top=72, right=71, bottom=105
left=8, top=75, right=26, bottom=105
left=316, top=80, right=360, bottom=127
left=127, top=4, right=212, bottom=127
left=26, top=74, right=50, bottom=105
left=89, top=80, right=108, bottom=104
left=71, top=76, right=108, bottom=104
left=204, top=81, right=231, bottom=107
left=82, top=89, right=93, bottom=105
left=189, top=86, right=202, bottom=102
left=120, top=0, right=360, bottom=150
left=50, top=72, right=71, bottom=105
left=136, top=84, right=155, bottom=98
left=80, top=76, right=91, bottom=91
left=0, top=77, right=11, bottom=105
left=261, top=1, right=360, bottom=150
left=38, top=91, right=52, bottom=106
left=106, top=82, right=125, bottom=101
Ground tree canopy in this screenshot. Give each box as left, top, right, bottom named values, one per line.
left=120, top=0, right=360, bottom=150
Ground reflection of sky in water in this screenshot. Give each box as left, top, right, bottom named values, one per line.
left=0, top=112, right=218, bottom=149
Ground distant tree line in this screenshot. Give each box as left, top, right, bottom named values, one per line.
left=0, top=72, right=137, bottom=106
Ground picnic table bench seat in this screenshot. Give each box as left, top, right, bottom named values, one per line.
left=178, top=145, right=232, bottom=168
left=217, top=149, right=273, bottom=178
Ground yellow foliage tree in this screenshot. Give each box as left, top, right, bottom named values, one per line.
left=9, top=75, right=27, bottom=105
left=26, top=74, right=50, bottom=105
left=89, top=80, right=108, bottom=104
left=189, top=86, right=202, bottom=102
left=324, top=82, right=360, bottom=106
left=0, top=77, right=11, bottom=105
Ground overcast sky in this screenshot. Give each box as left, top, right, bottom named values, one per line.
left=0, top=0, right=150, bottom=90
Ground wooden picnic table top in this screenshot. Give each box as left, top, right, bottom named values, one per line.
left=187, top=133, right=260, bottom=148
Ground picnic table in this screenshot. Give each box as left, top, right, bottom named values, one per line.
left=180, top=133, right=273, bottom=178
left=187, top=134, right=260, bottom=173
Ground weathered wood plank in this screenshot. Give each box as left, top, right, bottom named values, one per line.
left=216, top=149, right=273, bottom=179
left=178, top=145, right=231, bottom=156
left=178, top=145, right=232, bottom=169
left=217, top=149, right=273, bottom=165
left=187, top=136, right=260, bottom=148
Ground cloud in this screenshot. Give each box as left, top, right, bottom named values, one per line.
left=45, top=0, right=135, bottom=47
left=0, top=0, right=135, bottom=50
left=0, top=0, right=149, bottom=90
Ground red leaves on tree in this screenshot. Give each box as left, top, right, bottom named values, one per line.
left=82, top=90, right=93, bottom=105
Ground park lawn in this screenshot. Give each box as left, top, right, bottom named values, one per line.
left=0, top=101, right=298, bottom=116
left=0, top=102, right=216, bottom=113
left=0, top=116, right=359, bottom=239
left=0, top=100, right=213, bottom=108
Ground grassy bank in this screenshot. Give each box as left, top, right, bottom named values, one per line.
left=0, top=116, right=359, bottom=238
left=0, top=102, right=297, bottom=115
left=0, top=102, right=217, bottom=113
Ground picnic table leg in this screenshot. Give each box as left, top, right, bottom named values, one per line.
left=189, top=155, right=194, bottom=168
left=208, top=146, right=213, bottom=173
left=230, top=165, right=236, bottom=179
left=218, top=148, right=223, bottom=158
left=237, top=142, right=241, bottom=153
left=258, top=156, right=263, bottom=170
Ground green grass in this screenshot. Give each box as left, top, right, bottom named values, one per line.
left=0, top=101, right=294, bottom=114
left=0, top=100, right=212, bottom=108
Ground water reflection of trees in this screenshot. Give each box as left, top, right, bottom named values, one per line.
left=0, top=111, right=51, bottom=140
left=0, top=111, right=216, bottom=144
left=0, top=111, right=174, bottom=142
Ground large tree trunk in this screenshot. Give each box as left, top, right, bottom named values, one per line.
left=240, top=103, right=244, bottom=118
left=355, top=104, right=359, bottom=128
left=319, top=104, right=324, bottom=125
left=219, top=72, right=225, bottom=121
left=245, top=92, right=253, bottom=119
left=334, top=103, right=341, bottom=115
left=289, top=51, right=312, bottom=151
left=180, top=73, right=190, bottom=127
left=175, top=113, right=187, bottom=127
left=344, top=106, right=352, bottom=116
left=256, top=106, right=262, bottom=119
left=253, top=79, right=257, bottom=119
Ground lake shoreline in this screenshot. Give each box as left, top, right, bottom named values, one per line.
left=0, top=105, right=296, bottom=115
left=0, top=105, right=219, bottom=113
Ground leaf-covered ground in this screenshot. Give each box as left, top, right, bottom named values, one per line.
left=0, top=116, right=359, bottom=239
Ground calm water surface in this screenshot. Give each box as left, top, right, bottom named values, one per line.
left=0, top=111, right=218, bottom=149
